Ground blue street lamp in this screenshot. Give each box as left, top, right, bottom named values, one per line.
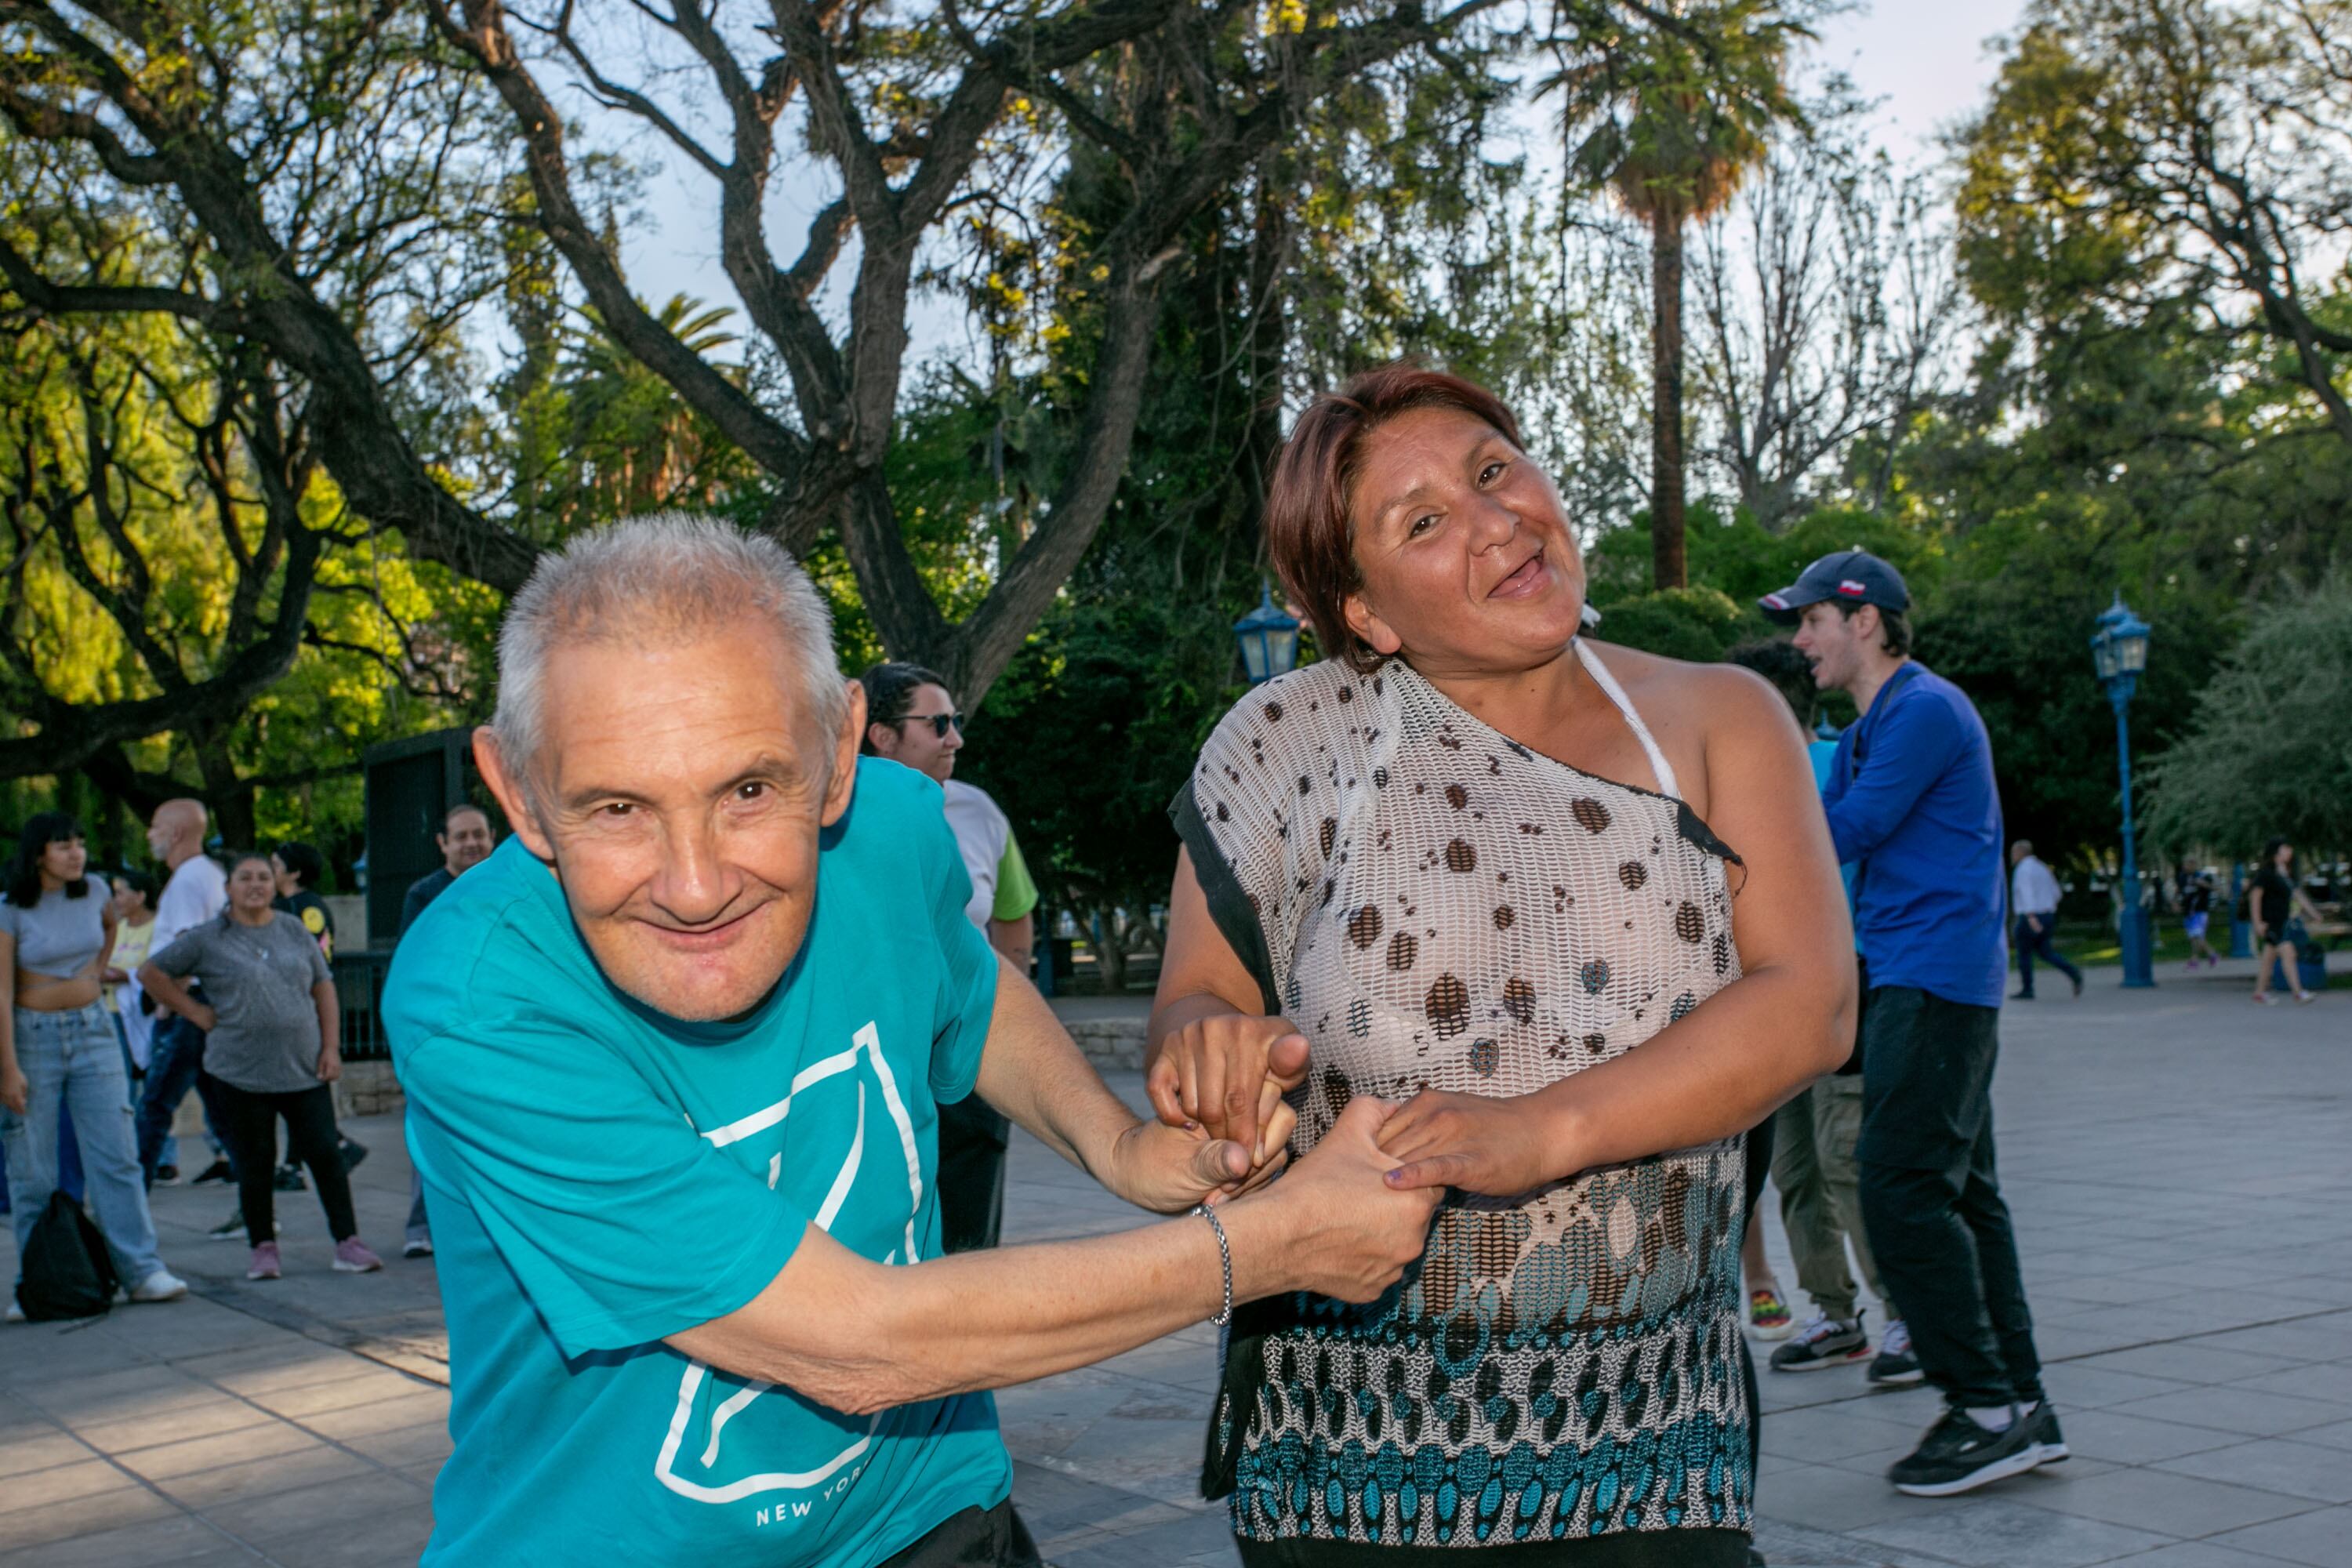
left=1234, top=583, right=1301, bottom=685
left=2090, top=593, right=2155, bottom=989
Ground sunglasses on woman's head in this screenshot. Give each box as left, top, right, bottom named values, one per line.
left=901, top=711, right=966, bottom=739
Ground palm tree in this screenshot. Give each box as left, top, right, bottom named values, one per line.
left=1549, top=2, right=1810, bottom=589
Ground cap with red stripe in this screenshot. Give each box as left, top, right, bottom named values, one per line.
left=1758, top=550, right=1911, bottom=626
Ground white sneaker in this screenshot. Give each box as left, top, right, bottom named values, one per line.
left=4, top=1299, right=23, bottom=1323
left=129, top=1270, right=189, bottom=1303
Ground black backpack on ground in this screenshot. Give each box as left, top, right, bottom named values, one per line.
left=13, top=1191, right=118, bottom=1321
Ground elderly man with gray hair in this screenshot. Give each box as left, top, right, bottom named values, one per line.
left=385, top=515, right=1436, bottom=1568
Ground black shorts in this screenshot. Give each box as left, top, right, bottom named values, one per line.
left=877, top=1500, right=1041, bottom=1568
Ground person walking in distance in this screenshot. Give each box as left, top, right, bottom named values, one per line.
left=2008, top=841, right=2081, bottom=1001
left=133, top=800, right=232, bottom=1205
left=859, top=662, right=1042, bottom=1254
left=2182, top=870, right=2221, bottom=969
left=2249, top=838, right=2321, bottom=1006
left=394, top=803, right=499, bottom=1256
left=1726, top=641, right=1911, bottom=1385
left=2, top=814, right=188, bottom=1320
left=1767, top=550, right=2062, bottom=1497
left=140, top=853, right=384, bottom=1280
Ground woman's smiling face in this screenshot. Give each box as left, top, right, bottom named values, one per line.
left=1341, top=404, right=1587, bottom=676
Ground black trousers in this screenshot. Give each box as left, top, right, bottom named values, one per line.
left=214, top=1081, right=356, bottom=1247
left=936, top=1093, right=1009, bottom=1254
left=1855, top=985, right=2043, bottom=1410
left=2013, top=918, right=2081, bottom=997
left=878, top=1500, right=1040, bottom=1567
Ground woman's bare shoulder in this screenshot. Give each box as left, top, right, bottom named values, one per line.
left=1586, top=639, right=1791, bottom=738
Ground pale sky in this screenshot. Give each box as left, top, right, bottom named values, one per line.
left=612, top=1, right=2037, bottom=368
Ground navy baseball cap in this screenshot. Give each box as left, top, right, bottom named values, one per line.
left=1759, top=550, right=1911, bottom=626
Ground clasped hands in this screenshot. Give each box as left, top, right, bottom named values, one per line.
left=1145, top=1012, right=1563, bottom=1199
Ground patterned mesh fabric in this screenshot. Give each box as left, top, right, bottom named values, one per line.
left=1176, top=644, right=1752, bottom=1549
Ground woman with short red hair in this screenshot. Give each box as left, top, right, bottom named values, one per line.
left=1147, top=364, right=1857, bottom=1564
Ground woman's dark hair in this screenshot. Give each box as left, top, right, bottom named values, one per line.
left=224, top=850, right=275, bottom=880
left=111, top=866, right=160, bottom=906
left=1835, top=600, right=1914, bottom=657
left=1724, top=639, right=1819, bottom=728
left=274, top=840, right=326, bottom=891
left=1264, top=363, right=1528, bottom=673
left=8, top=812, right=92, bottom=907
left=857, top=662, right=951, bottom=753
left=2263, top=837, right=2293, bottom=867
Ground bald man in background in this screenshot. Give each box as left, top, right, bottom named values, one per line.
left=135, top=800, right=230, bottom=1186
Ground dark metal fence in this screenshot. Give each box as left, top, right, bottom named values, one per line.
left=332, top=948, right=397, bottom=1062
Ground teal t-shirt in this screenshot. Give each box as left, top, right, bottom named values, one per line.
left=386, top=760, right=1007, bottom=1566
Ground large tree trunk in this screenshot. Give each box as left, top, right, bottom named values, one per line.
left=1650, top=209, right=1689, bottom=591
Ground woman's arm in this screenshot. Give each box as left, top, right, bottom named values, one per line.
left=85, top=903, right=118, bottom=988
left=314, top=979, right=342, bottom=1083
left=1143, top=849, right=1312, bottom=1158
left=137, top=960, right=216, bottom=1032
left=0, top=932, right=22, bottom=1115
left=1380, top=666, right=1858, bottom=1194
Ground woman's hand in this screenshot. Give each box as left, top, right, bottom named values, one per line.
left=1145, top=1015, right=1311, bottom=1159
left=1, top=1060, right=27, bottom=1116
left=1105, top=1084, right=1298, bottom=1214
left=1377, top=1088, right=1566, bottom=1197
left=315, top=1045, right=343, bottom=1084
left=1237, top=1095, right=1439, bottom=1304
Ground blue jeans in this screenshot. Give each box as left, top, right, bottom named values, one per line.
left=2014, top=916, right=2082, bottom=997
left=137, top=1013, right=230, bottom=1186
left=2, top=1003, right=167, bottom=1284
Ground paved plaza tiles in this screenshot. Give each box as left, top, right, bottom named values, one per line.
left=2, top=956, right=2347, bottom=1566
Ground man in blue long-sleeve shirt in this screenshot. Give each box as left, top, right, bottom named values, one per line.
left=1765, top=551, right=2060, bottom=1500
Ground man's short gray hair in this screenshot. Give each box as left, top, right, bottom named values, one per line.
left=491, top=514, right=849, bottom=789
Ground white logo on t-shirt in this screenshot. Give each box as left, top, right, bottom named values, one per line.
left=652, top=1022, right=924, bottom=1508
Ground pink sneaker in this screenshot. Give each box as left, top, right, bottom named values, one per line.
left=333, top=1237, right=384, bottom=1274
left=247, top=1243, right=281, bottom=1280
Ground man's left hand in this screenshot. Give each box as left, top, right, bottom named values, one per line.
left=1377, top=1089, right=1559, bottom=1197
left=1106, top=1078, right=1296, bottom=1214
left=316, top=1047, right=343, bottom=1085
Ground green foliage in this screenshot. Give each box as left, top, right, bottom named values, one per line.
left=1589, top=586, right=1758, bottom=662
left=2147, top=576, right=2352, bottom=857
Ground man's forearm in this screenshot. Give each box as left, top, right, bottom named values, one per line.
left=670, top=1195, right=1289, bottom=1414
left=971, top=956, right=1142, bottom=1181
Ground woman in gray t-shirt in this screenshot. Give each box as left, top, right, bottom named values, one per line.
left=142, top=853, right=383, bottom=1280
left=2, top=811, right=183, bottom=1311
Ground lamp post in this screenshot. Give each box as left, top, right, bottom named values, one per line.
left=2090, top=593, right=2155, bottom=989
left=1234, top=583, right=1301, bottom=685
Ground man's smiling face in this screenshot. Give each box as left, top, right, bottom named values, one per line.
left=485, top=627, right=860, bottom=1023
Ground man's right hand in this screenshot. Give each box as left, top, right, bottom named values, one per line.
left=0, top=1061, right=27, bottom=1116
left=1238, top=1096, right=1438, bottom=1304
left=1146, top=1014, right=1311, bottom=1158
left=184, top=1002, right=218, bottom=1034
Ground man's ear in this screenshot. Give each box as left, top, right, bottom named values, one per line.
left=822, top=681, right=866, bottom=829
left=474, top=728, right=554, bottom=863
left=1343, top=592, right=1403, bottom=658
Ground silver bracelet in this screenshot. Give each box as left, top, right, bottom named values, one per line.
left=1191, top=1203, right=1233, bottom=1327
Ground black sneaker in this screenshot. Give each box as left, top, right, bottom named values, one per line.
left=2023, top=1400, right=2068, bottom=1466
left=208, top=1209, right=248, bottom=1242
left=191, top=1159, right=234, bottom=1186
left=1769, top=1314, right=1871, bottom=1373
left=1889, top=1405, right=2042, bottom=1497
left=274, top=1163, right=309, bottom=1192
left=154, top=1163, right=180, bottom=1184
left=1867, top=1319, right=1924, bottom=1387
left=339, top=1136, right=369, bottom=1174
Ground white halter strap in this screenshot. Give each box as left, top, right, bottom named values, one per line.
left=1573, top=639, right=1681, bottom=800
